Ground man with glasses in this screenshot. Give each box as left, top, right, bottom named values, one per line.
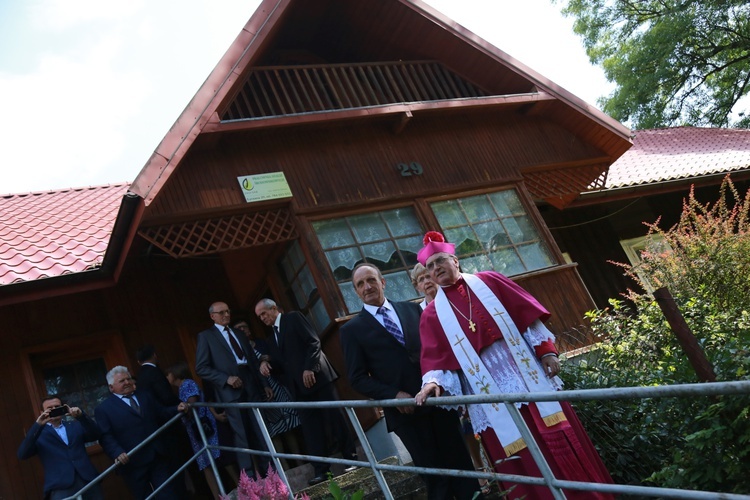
left=414, top=231, right=613, bottom=500
left=195, top=301, right=274, bottom=477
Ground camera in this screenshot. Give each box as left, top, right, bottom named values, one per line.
left=48, top=406, right=69, bottom=418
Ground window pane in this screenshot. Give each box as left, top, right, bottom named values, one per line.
left=447, top=227, right=481, bottom=255
left=362, top=241, right=398, bottom=270
left=349, top=213, right=389, bottom=242
left=384, top=271, right=420, bottom=302
left=433, top=200, right=466, bottom=227
left=313, top=219, right=355, bottom=248
left=429, top=188, right=554, bottom=277
left=474, top=220, right=504, bottom=252
left=518, top=242, right=554, bottom=270
left=505, top=215, right=539, bottom=244
left=461, top=195, right=496, bottom=222
left=314, top=207, right=424, bottom=316
left=288, top=241, right=305, bottom=270
left=489, top=190, right=523, bottom=214
left=459, top=254, right=493, bottom=275
left=383, top=208, right=422, bottom=236
left=310, top=298, right=330, bottom=332
left=339, top=282, right=362, bottom=313
left=326, top=248, right=361, bottom=280
left=44, top=358, right=108, bottom=420
left=395, top=235, right=422, bottom=267
left=489, top=248, right=525, bottom=275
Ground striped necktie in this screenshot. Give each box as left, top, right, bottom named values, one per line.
left=377, top=306, right=405, bottom=345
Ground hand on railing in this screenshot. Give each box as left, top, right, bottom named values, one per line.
left=415, top=382, right=443, bottom=406
left=395, top=391, right=416, bottom=414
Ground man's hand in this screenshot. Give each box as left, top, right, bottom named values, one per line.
left=115, top=452, right=129, bottom=465
left=68, top=406, right=82, bottom=418
left=541, top=355, right=560, bottom=378
left=394, top=391, right=415, bottom=414
left=259, top=360, right=272, bottom=377
left=264, top=387, right=274, bottom=401
left=35, top=409, right=52, bottom=426
left=302, top=370, right=316, bottom=389
left=227, top=376, right=243, bottom=389
left=415, top=382, right=443, bottom=406
left=177, top=402, right=189, bottom=413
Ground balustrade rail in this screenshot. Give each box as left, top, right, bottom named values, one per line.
left=65, top=380, right=750, bottom=500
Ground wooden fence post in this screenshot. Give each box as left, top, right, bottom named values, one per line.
left=653, top=287, right=716, bottom=382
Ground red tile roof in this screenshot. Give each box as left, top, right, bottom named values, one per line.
left=606, top=127, right=750, bottom=188
left=0, top=184, right=130, bottom=285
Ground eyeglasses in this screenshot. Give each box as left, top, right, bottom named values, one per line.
left=212, top=309, right=231, bottom=316
left=426, top=256, right=450, bottom=271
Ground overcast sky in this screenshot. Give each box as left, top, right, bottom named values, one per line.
left=0, top=0, right=614, bottom=195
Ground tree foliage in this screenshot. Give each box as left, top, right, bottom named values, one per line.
left=560, top=176, right=750, bottom=492
left=558, top=0, right=750, bottom=128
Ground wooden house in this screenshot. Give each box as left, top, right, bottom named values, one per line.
left=0, top=0, right=632, bottom=496
left=542, top=127, right=750, bottom=309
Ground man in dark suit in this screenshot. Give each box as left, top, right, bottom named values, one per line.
left=135, top=345, right=191, bottom=497
left=136, top=345, right=180, bottom=406
left=255, top=298, right=358, bottom=486
left=17, top=395, right=104, bottom=500
left=96, top=365, right=186, bottom=499
left=195, top=301, right=274, bottom=476
left=339, top=263, right=480, bottom=500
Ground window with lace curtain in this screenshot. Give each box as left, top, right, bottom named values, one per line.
left=430, top=190, right=554, bottom=276
left=312, top=207, right=425, bottom=314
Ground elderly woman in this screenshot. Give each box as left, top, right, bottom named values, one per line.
left=411, top=263, right=438, bottom=309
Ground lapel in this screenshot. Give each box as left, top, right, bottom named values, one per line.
left=360, top=307, right=399, bottom=344
left=212, top=325, right=236, bottom=360
left=46, top=422, right=69, bottom=447
left=116, top=393, right=143, bottom=418
left=276, top=315, right=286, bottom=351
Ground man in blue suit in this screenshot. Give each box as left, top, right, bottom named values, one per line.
left=96, top=365, right=187, bottom=499
left=17, top=395, right=104, bottom=500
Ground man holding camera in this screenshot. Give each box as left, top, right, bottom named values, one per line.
left=17, top=395, right=104, bottom=500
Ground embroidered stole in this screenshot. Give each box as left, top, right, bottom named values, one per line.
left=434, top=273, right=566, bottom=455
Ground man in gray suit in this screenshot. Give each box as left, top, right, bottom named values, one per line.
left=195, top=301, right=273, bottom=476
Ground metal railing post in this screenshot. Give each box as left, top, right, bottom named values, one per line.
left=191, top=406, right=226, bottom=498
left=504, top=402, right=566, bottom=499
left=251, top=407, right=294, bottom=500
left=344, top=407, right=395, bottom=500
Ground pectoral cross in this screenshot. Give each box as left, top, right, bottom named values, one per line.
left=468, top=320, right=476, bottom=332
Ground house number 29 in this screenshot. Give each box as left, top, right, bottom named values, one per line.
left=397, top=162, right=424, bottom=176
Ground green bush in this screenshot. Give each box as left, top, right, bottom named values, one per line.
left=560, top=176, right=750, bottom=493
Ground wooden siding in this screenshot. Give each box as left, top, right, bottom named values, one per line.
left=514, top=265, right=598, bottom=351
left=0, top=249, right=237, bottom=498
left=145, top=111, right=603, bottom=223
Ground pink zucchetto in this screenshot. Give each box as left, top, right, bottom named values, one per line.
left=417, top=231, right=455, bottom=265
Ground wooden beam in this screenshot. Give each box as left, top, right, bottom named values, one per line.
left=201, top=92, right=556, bottom=134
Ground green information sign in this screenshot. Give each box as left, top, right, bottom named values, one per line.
left=237, top=172, right=292, bottom=203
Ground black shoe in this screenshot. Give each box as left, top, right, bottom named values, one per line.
left=308, top=475, right=327, bottom=486
left=342, top=465, right=359, bottom=473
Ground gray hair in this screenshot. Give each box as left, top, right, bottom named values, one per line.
left=257, top=298, right=277, bottom=309
left=411, top=263, right=427, bottom=286
left=106, top=365, right=131, bottom=385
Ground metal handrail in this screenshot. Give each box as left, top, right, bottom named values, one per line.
left=66, top=380, right=750, bottom=500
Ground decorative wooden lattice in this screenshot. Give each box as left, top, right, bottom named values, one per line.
left=523, top=164, right=608, bottom=209
left=222, top=60, right=488, bottom=121
left=138, top=210, right=297, bottom=258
